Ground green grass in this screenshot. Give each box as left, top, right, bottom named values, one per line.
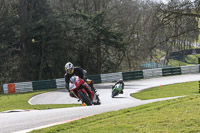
left=143, top=48, right=200, bottom=68
left=30, top=81, right=200, bottom=133
left=154, top=49, right=166, bottom=60
left=0, top=89, right=81, bottom=112
left=167, top=53, right=200, bottom=67
left=31, top=95, right=200, bottom=133
left=168, top=59, right=192, bottom=67
left=132, top=81, right=199, bottom=100
left=186, top=54, right=200, bottom=64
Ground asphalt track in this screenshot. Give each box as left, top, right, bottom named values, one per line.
left=1, top=74, right=200, bottom=133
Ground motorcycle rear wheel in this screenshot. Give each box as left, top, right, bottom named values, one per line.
left=78, top=91, right=92, bottom=106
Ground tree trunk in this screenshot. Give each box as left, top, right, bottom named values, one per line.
left=96, top=40, right=102, bottom=74
left=39, top=35, right=45, bottom=80
left=19, top=0, right=30, bottom=81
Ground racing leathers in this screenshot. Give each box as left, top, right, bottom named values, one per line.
left=112, top=80, right=124, bottom=94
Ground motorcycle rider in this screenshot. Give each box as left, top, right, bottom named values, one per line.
left=112, top=79, right=124, bottom=94
left=64, top=62, right=97, bottom=97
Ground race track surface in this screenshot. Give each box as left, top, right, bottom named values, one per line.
left=1, top=74, right=200, bottom=133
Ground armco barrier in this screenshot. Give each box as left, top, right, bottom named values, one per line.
left=87, top=74, right=101, bottom=84
left=3, top=81, right=33, bottom=94
left=181, top=65, right=199, bottom=74
left=32, top=79, right=56, bottom=90
left=162, top=67, right=181, bottom=76
left=2, top=65, right=200, bottom=94
left=143, top=68, right=162, bottom=79
left=101, top=72, right=123, bottom=83
left=56, top=78, right=65, bottom=88
left=122, top=71, right=143, bottom=81
left=3, top=84, right=8, bottom=93
left=15, top=82, right=33, bottom=92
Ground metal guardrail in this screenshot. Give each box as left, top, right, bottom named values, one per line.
left=56, top=78, right=65, bottom=88
left=101, top=72, right=122, bottom=83
left=143, top=68, right=162, bottom=78
left=32, top=80, right=56, bottom=90
left=162, top=67, right=181, bottom=76
left=3, top=65, right=200, bottom=94
left=87, top=75, right=101, bottom=84
left=122, top=71, right=143, bottom=81
left=199, top=81, right=200, bottom=93
left=181, top=65, right=199, bottom=74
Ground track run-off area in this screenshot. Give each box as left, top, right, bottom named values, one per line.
left=1, top=74, right=200, bottom=133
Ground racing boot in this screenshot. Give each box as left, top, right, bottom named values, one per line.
left=119, top=90, right=123, bottom=94
left=93, top=93, right=101, bottom=105
left=91, top=87, right=97, bottom=93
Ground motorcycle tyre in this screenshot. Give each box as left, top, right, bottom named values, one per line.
left=112, top=90, right=118, bottom=98
left=78, top=91, right=92, bottom=106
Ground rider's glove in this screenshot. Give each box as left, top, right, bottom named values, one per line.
left=69, top=92, right=75, bottom=97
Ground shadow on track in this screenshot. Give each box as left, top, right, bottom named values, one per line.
left=112, top=97, right=127, bottom=98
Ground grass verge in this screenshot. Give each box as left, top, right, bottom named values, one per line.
left=0, top=89, right=81, bottom=112
left=30, top=81, right=200, bottom=133
left=31, top=95, right=200, bottom=133
left=132, top=81, right=199, bottom=100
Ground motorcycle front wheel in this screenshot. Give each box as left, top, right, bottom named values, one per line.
left=112, top=90, right=118, bottom=98
left=78, top=91, right=92, bottom=106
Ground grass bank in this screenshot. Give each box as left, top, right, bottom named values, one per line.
left=0, top=89, right=81, bottom=112
left=132, top=81, right=199, bottom=100
left=31, top=81, right=200, bottom=133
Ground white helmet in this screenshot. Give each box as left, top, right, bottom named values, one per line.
left=65, top=62, right=74, bottom=74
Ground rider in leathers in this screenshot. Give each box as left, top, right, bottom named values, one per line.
left=64, top=62, right=96, bottom=97
left=112, top=79, right=124, bottom=94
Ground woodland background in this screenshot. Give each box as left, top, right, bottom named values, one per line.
left=1, top=0, right=200, bottom=90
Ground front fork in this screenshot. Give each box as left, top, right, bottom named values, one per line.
left=71, top=90, right=80, bottom=99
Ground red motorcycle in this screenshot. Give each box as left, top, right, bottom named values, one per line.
left=69, top=76, right=101, bottom=106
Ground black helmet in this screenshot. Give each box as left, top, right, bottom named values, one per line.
left=119, top=79, right=123, bottom=83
